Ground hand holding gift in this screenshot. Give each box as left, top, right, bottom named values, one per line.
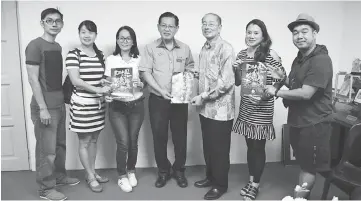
left=268, top=64, right=286, bottom=80
left=133, top=79, right=144, bottom=89
left=100, top=78, right=111, bottom=86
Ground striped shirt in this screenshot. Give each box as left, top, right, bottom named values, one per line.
left=232, top=49, right=286, bottom=140
left=65, top=48, right=105, bottom=99
left=65, top=48, right=106, bottom=133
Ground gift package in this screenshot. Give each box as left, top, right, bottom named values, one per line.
left=171, top=71, right=194, bottom=104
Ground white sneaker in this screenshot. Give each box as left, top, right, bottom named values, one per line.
left=118, top=177, right=132, bottom=192
left=127, top=172, right=138, bottom=187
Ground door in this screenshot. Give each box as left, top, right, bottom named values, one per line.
left=1, top=1, right=30, bottom=171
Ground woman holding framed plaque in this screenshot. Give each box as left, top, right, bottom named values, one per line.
left=103, top=26, right=145, bottom=193
left=66, top=20, right=111, bottom=193
left=232, top=19, right=287, bottom=200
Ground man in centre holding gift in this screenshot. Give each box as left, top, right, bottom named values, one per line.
left=139, top=11, right=195, bottom=188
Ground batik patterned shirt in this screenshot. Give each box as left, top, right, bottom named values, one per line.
left=198, top=37, right=235, bottom=121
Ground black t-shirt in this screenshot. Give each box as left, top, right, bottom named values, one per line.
left=285, top=44, right=333, bottom=128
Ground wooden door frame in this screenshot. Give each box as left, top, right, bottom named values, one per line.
left=15, top=0, right=31, bottom=170
left=1, top=1, right=30, bottom=171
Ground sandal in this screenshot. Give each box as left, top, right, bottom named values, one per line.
left=244, top=185, right=259, bottom=200
left=240, top=181, right=252, bottom=196
left=95, top=173, right=109, bottom=183
left=85, top=177, right=103, bottom=193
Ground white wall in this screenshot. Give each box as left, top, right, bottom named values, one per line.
left=338, top=2, right=361, bottom=74
left=17, top=1, right=357, bottom=171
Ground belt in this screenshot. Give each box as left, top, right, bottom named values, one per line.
left=71, top=94, right=104, bottom=109
left=113, top=96, right=145, bottom=107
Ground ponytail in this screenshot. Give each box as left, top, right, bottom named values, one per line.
left=93, top=43, right=105, bottom=67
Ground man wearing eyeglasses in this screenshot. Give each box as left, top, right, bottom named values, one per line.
left=191, top=13, right=235, bottom=200
left=139, top=11, right=195, bottom=188
left=25, top=8, right=79, bottom=201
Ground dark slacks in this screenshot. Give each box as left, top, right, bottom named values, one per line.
left=149, top=93, right=188, bottom=174
left=199, top=115, right=233, bottom=191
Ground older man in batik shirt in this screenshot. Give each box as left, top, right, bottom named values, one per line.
left=191, top=13, right=235, bottom=200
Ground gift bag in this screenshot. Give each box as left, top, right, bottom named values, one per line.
left=171, top=71, right=194, bottom=104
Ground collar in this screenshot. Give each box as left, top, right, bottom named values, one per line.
left=156, top=38, right=180, bottom=49
left=296, top=45, right=317, bottom=64
left=116, top=54, right=136, bottom=63
left=203, top=36, right=222, bottom=50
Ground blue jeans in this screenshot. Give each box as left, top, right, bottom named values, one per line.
left=109, top=99, right=144, bottom=177
left=30, top=103, right=67, bottom=191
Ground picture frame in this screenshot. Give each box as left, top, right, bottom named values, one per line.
left=354, top=89, right=361, bottom=104
left=282, top=124, right=297, bottom=166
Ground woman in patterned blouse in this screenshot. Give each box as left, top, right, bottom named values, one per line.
left=232, top=19, right=287, bottom=200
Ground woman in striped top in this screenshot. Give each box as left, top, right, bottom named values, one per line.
left=232, top=19, right=286, bottom=200
left=65, top=20, right=110, bottom=193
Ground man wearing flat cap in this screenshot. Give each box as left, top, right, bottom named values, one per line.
left=266, top=13, right=333, bottom=198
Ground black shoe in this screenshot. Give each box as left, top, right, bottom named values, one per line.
left=204, top=188, right=226, bottom=200
left=173, top=171, right=188, bottom=188
left=155, top=173, right=170, bottom=188
left=194, top=178, right=212, bottom=188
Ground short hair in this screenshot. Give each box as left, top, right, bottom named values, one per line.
left=41, top=8, right=63, bottom=20
left=202, top=13, right=222, bottom=25
left=158, top=12, right=179, bottom=26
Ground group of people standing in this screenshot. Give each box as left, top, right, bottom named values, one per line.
left=25, top=7, right=333, bottom=201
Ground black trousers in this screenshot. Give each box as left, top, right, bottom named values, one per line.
left=199, top=115, right=233, bottom=191
left=149, top=93, right=188, bottom=174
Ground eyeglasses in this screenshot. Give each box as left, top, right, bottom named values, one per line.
left=202, top=23, right=217, bottom=28
left=118, top=37, right=133, bottom=43
left=43, top=18, right=63, bottom=26
left=159, top=24, right=177, bottom=30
